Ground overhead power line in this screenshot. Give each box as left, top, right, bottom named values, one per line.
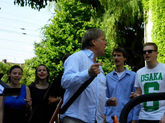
left=0, top=0, right=52, bottom=63
left=0, top=46, right=34, bottom=53
left=0, top=29, right=40, bottom=37
left=0, top=38, right=34, bottom=45
left=0, top=17, right=45, bottom=27
left=0, top=23, right=41, bottom=32
left=0, top=11, right=52, bottom=24
left=0, top=53, right=35, bottom=58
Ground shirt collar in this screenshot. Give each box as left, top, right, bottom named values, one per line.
left=113, top=67, right=130, bottom=75
left=84, top=49, right=96, bottom=63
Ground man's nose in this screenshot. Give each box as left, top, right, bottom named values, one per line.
left=146, top=51, right=149, bottom=54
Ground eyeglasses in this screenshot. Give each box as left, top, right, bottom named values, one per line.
left=143, top=50, right=156, bottom=54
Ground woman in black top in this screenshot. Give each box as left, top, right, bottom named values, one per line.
left=29, top=64, right=53, bottom=123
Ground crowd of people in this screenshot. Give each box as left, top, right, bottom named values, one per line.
left=0, top=28, right=165, bottom=123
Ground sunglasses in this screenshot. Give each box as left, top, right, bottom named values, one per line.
left=143, top=50, right=156, bottom=54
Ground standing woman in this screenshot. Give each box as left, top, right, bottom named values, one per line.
left=0, top=65, right=32, bottom=123
left=29, top=64, right=53, bottom=123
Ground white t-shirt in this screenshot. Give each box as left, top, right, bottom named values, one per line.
left=116, top=70, right=125, bottom=79
left=135, top=63, right=165, bottom=120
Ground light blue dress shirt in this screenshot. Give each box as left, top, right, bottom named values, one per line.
left=60, top=49, right=107, bottom=123
left=105, top=68, right=140, bottom=123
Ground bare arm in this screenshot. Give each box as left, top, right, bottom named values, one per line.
left=160, top=114, right=165, bottom=123
left=48, top=96, right=61, bottom=105
left=136, top=87, right=142, bottom=95
left=130, top=87, right=142, bottom=99
left=0, top=96, right=3, bottom=123
left=24, top=87, right=32, bottom=115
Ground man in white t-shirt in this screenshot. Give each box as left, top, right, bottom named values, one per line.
left=130, top=42, right=165, bottom=123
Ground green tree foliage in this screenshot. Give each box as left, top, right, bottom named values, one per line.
left=21, top=58, right=36, bottom=86
left=99, top=0, right=144, bottom=71
left=0, top=62, right=11, bottom=83
left=26, top=0, right=99, bottom=83
left=151, top=0, right=165, bottom=64
left=19, top=0, right=145, bottom=85
left=0, top=62, right=26, bottom=85
left=13, top=0, right=102, bottom=11
left=14, top=0, right=54, bottom=10
left=142, top=0, right=165, bottom=63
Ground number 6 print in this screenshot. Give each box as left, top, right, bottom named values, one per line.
left=143, top=82, right=159, bottom=111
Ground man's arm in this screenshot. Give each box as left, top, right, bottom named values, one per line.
left=62, top=54, right=102, bottom=89
left=61, top=55, right=91, bottom=89
left=130, top=87, right=142, bottom=99
left=131, top=86, right=141, bottom=122
left=136, top=87, right=142, bottom=96
left=160, top=114, right=165, bottom=123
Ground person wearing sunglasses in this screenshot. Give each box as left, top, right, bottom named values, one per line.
left=130, top=42, right=165, bottom=123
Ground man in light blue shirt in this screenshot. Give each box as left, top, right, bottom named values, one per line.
left=105, top=47, right=139, bottom=123
left=60, top=28, right=117, bottom=123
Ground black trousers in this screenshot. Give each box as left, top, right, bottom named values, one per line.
left=139, top=120, right=159, bottom=123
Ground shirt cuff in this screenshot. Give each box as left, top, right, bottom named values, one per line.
left=105, top=97, right=109, bottom=106
left=80, top=69, right=91, bottom=83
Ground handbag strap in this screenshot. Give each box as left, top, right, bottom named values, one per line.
left=42, top=84, right=51, bottom=101
left=60, top=76, right=95, bottom=114
left=29, top=84, right=51, bottom=121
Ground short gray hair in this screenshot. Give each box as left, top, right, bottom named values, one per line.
left=81, top=28, right=105, bottom=50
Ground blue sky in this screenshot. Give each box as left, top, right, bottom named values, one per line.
left=0, top=0, right=54, bottom=63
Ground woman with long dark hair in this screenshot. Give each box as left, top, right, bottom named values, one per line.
left=28, top=64, right=53, bottom=123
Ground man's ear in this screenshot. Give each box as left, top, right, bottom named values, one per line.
left=156, top=51, right=159, bottom=57
left=91, top=39, right=96, bottom=46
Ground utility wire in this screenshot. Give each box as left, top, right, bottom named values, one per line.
left=0, top=29, right=40, bottom=37
left=0, top=17, right=45, bottom=27
left=0, top=38, right=34, bottom=45
left=0, top=12, right=51, bottom=24
left=0, top=53, right=35, bottom=58
left=0, top=46, right=34, bottom=53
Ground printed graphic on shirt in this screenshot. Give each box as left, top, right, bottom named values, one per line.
left=141, top=72, right=163, bottom=112
left=141, top=72, right=163, bottom=82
